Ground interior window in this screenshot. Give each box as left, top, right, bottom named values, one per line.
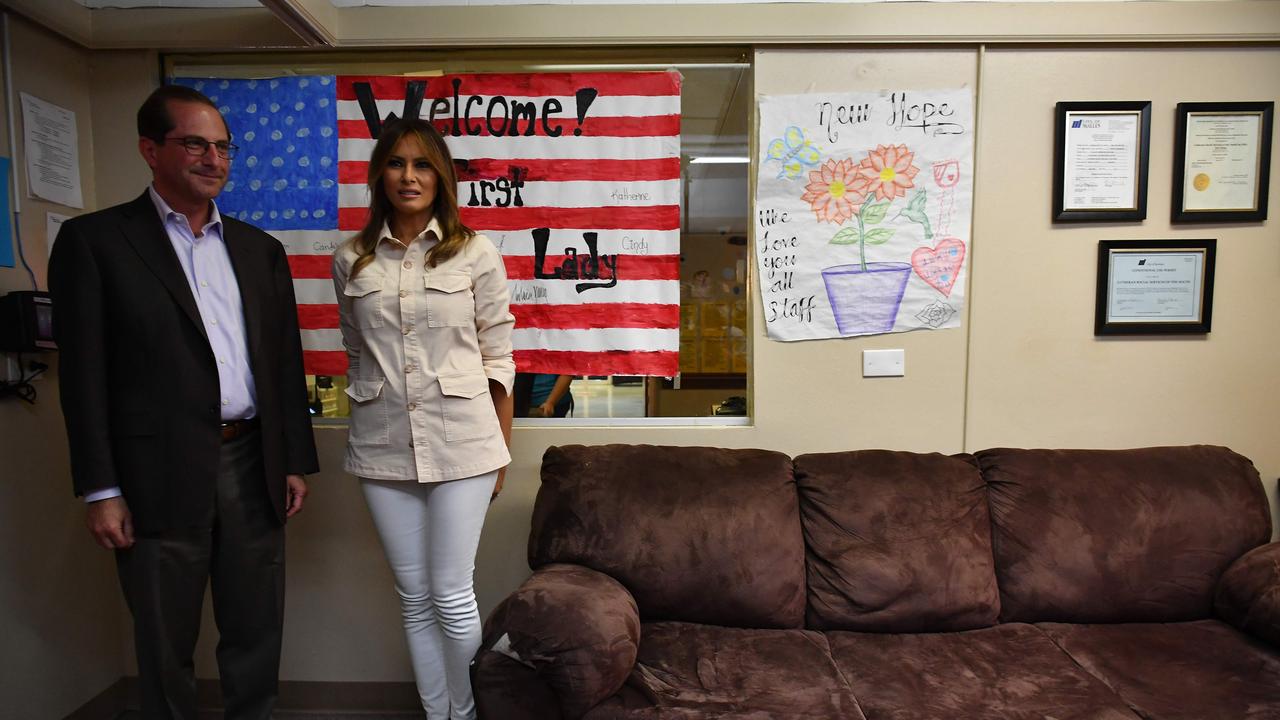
left=170, top=50, right=750, bottom=423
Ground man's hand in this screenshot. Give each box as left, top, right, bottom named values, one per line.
left=285, top=474, right=308, bottom=518
left=87, top=497, right=134, bottom=550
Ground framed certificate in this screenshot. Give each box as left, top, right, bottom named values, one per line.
left=1095, top=239, right=1216, bottom=335
left=1172, top=102, right=1273, bottom=222
left=1054, top=101, right=1152, bottom=222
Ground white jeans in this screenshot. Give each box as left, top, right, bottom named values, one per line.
left=360, top=472, right=497, bottom=720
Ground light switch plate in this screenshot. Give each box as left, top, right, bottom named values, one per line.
left=863, top=349, right=905, bottom=377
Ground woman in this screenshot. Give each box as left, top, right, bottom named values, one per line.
left=332, top=118, right=514, bottom=719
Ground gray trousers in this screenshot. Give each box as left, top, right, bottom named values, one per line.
left=116, top=427, right=285, bottom=720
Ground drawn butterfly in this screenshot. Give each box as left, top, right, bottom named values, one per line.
left=765, top=126, right=821, bottom=180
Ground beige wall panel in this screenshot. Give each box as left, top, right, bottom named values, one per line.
left=277, top=429, right=414, bottom=680
left=334, top=2, right=1280, bottom=47
left=0, top=15, right=125, bottom=718
left=752, top=48, right=977, bottom=455
left=89, top=50, right=157, bottom=210
left=3, top=16, right=99, bottom=288
left=966, top=46, right=1280, bottom=534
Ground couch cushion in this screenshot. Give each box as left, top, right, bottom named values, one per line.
left=1216, top=541, right=1280, bottom=647
left=1038, top=619, right=1280, bottom=720
left=583, top=622, right=865, bottom=720
left=795, top=450, right=1000, bottom=632
left=826, top=623, right=1139, bottom=720
left=977, top=445, right=1271, bottom=623
left=531, top=444, right=806, bottom=628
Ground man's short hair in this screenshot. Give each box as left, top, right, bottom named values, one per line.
left=137, top=85, right=226, bottom=142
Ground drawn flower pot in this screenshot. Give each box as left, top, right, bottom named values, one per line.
left=821, top=262, right=912, bottom=335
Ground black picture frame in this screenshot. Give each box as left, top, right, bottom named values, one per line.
left=1172, top=101, right=1273, bottom=223
left=1095, top=239, right=1216, bottom=336
left=1053, top=101, right=1152, bottom=222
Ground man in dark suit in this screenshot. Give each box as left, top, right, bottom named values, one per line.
left=48, top=85, right=319, bottom=720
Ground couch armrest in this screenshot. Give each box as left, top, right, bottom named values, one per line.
left=1215, top=541, right=1280, bottom=647
left=471, top=649, right=561, bottom=720
left=478, top=563, right=640, bottom=719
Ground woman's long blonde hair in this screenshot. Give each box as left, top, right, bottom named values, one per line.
left=348, top=118, right=474, bottom=278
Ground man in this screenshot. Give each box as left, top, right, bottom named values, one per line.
left=48, top=85, right=319, bottom=719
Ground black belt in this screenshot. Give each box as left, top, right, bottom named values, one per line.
left=220, top=417, right=258, bottom=441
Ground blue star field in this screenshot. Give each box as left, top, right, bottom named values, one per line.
left=175, top=76, right=339, bottom=231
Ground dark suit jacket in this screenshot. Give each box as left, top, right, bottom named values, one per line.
left=49, top=191, right=319, bottom=534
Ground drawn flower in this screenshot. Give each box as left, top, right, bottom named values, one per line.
left=857, top=144, right=920, bottom=201
left=801, top=158, right=870, bottom=225
left=914, top=301, right=956, bottom=328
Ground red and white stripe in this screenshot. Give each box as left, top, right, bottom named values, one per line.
left=283, top=72, right=682, bottom=377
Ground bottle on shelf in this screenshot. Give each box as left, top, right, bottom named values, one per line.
left=316, top=375, right=339, bottom=417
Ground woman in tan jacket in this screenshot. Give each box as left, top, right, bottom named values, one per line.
left=332, top=118, right=514, bottom=720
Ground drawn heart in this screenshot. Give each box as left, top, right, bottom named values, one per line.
left=911, top=238, right=966, bottom=297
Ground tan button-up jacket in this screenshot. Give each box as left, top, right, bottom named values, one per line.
left=332, top=218, right=515, bottom=483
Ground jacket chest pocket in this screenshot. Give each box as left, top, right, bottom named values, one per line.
left=424, top=272, right=474, bottom=328
left=438, top=372, right=496, bottom=442
left=343, top=272, right=387, bottom=329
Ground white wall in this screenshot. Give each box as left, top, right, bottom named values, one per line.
left=966, top=45, right=1280, bottom=533
left=0, top=14, right=126, bottom=719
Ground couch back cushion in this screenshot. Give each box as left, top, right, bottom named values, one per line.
left=977, top=445, right=1272, bottom=623
left=530, top=444, right=806, bottom=628
left=795, top=450, right=1001, bottom=632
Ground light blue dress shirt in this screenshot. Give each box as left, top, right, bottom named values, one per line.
left=85, top=187, right=258, bottom=504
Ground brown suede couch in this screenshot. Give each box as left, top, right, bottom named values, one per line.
left=473, top=444, right=1280, bottom=719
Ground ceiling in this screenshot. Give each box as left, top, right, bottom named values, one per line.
left=74, top=0, right=259, bottom=6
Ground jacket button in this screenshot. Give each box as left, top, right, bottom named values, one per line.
left=404, top=364, right=415, bottom=373
left=407, top=402, right=417, bottom=411
left=402, top=260, right=413, bottom=269
left=399, top=290, right=409, bottom=298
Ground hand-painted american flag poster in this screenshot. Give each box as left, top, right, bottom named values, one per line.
left=177, top=72, right=682, bottom=377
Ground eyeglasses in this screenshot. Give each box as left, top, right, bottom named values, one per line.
left=161, top=135, right=238, bottom=160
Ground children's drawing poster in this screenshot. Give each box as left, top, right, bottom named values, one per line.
left=755, top=89, right=973, bottom=341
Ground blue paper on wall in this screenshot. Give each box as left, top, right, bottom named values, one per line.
left=0, top=157, right=14, bottom=268
left=174, top=77, right=339, bottom=230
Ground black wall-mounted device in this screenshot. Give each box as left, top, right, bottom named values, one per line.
left=0, top=291, right=56, bottom=352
